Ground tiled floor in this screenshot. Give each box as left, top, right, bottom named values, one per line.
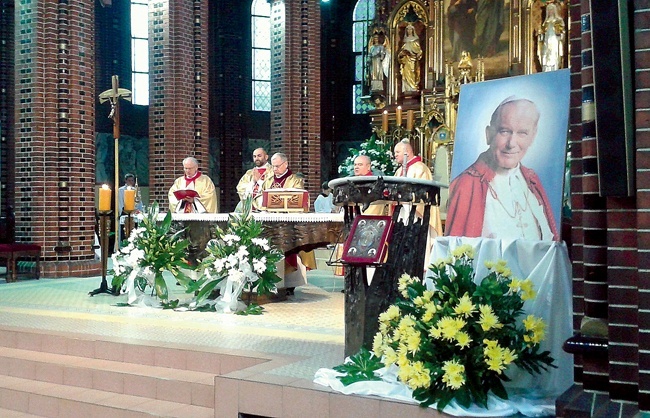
left=0, top=250, right=346, bottom=382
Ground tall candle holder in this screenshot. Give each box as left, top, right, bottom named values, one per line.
left=123, top=209, right=135, bottom=240
left=89, top=210, right=116, bottom=296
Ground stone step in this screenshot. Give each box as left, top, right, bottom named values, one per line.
left=0, top=374, right=213, bottom=417
left=0, top=327, right=265, bottom=375
left=0, top=346, right=215, bottom=408
left=0, top=407, right=44, bottom=417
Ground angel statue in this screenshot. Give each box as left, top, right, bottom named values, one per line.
left=368, top=33, right=390, bottom=92
left=398, top=23, right=423, bottom=93
left=537, top=2, right=565, bottom=72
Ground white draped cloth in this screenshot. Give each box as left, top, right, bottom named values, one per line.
left=314, top=236, right=573, bottom=417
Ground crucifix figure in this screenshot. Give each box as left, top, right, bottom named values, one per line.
left=99, top=75, right=132, bottom=251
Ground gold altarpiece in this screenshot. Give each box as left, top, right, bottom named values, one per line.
left=366, top=0, right=568, bottom=183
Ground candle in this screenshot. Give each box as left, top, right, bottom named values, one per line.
left=99, top=184, right=111, bottom=212
left=396, top=106, right=402, bottom=127
left=406, top=110, right=414, bottom=131
left=382, top=110, right=389, bottom=132
left=124, top=186, right=136, bottom=212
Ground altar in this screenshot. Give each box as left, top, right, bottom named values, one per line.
left=160, top=211, right=344, bottom=254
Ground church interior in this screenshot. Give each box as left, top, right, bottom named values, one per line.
left=0, top=0, right=649, bottom=416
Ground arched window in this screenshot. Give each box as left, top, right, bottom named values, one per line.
left=131, top=0, right=149, bottom=106
left=252, top=0, right=271, bottom=111
left=352, top=0, right=375, bottom=114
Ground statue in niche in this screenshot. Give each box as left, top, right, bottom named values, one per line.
left=397, top=23, right=423, bottom=93
left=537, top=2, right=565, bottom=72
left=368, top=32, right=390, bottom=92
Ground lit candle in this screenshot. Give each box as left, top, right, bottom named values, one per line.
left=396, top=106, right=402, bottom=127
left=406, top=110, right=414, bottom=131
left=99, top=184, right=111, bottom=212
left=124, top=186, right=136, bottom=212
left=382, top=110, right=389, bottom=132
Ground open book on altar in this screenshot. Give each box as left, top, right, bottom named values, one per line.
left=173, top=189, right=200, bottom=200
left=262, top=188, right=309, bottom=212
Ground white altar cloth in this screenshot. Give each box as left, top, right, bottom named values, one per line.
left=314, top=237, right=573, bottom=416
left=156, top=212, right=344, bottom=223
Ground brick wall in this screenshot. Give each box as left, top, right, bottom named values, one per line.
left=13, top=0, right=99, bottom=277
left=148, top=0, right=210, bottom=209
left=0, top=0, right=15, bottom=219
left=559, top=0, right=648, bottom=415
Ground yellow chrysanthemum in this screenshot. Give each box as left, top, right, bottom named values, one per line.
left=523, top=315, right=547, bottom=344
left=406, top=330, right=421, bottom=353
left=396, top=343, right=410, bottom=368
left=453, top=293, right=476, bottom=318
left=508, top=278, right=522, bottom=292
left=486, top=357, right=506, bottom=374
left=413, top=296, right=426, bottom=307
left=383, top=346, right=397, bottom=367
left=451, top=244, right=474, bottom=259
left=436, top=316, right=466, bottom=341
left=406, top=361, right=431, bottom=389
left=520, top=279, right=537, bottom=300
left=429, top=326, right=442, bottom=339
left=398, top=273, right=414, bottom=292
left=455, top=331, right=472, bottom=349
left=441, top=359, right=466, bottom=390
left=484, top=260, right=495, bottom=269
left=372, top=332, right=384, bottom=357
left=502, top=347, right=518, bottom=365
left=478, top=304, right=503, bottom=331
left=379, top=305, right=400, bottom=323
left=378, top=321, right=389, bottom=335
left=422, top=290, right=434, bottom=302
left=421, top=302, right=437, bottom=323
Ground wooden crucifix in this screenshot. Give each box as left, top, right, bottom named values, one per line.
left=99, top=75, right=131, bottom=251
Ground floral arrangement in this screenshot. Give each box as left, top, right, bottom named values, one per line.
left=111, top=202, right=191, bottom=304
left=338, top=132, right=399, bottom=176
left=336, top=245, right=555, bottom=411
left=186, top=196, right=283, bottom=313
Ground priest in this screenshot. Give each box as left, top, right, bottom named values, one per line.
left=262, top=152, right=304, bottom=190
left=168, top=157, right=218, bottom=213
left=236, top=147, right=272, bottom=210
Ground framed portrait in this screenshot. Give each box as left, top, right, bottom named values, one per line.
left=341, top=215, right=394, bottom=265
left=446, top=70, right=570, bottom=241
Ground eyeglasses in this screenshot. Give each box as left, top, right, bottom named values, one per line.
left=272, top=162, right=287, bottom=169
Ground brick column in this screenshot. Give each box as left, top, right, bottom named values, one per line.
left=148, top=0, right=211, bottom=208
left=558, top=1, right=643, bottom=415
left=14, top=0, right=98, bottom=277
left=271, top=0, right=322, bottom=201
left=0, top=0, right=15, bottom=221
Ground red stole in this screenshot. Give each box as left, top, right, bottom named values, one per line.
left=183, top=171, right=201, bottom=212
left=271, top=169, right=293, bottom=189
left=252, top=167, right=266, bottom=195
left=184, top=171, right=201, bottom=187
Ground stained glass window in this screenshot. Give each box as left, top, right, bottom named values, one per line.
left=252, top=0, right=271, bottom=111
left=131, top=0, right=149, bottom=106
left=352, top=0, right=375, bottom=114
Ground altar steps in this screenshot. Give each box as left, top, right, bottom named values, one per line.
left=0, top=327, right=239, bottom=417
left=0, top=326, right=445, bottom=418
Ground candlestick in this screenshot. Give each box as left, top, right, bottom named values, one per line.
left=396, top=106, right=402, bottom=127
left=124, top=186, right=136, bottom=212
left=382, top=110, right=389, bottom=132
left=99, top=184, right=111, bottom=212
left=406, top=110, right=414, bottom=131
